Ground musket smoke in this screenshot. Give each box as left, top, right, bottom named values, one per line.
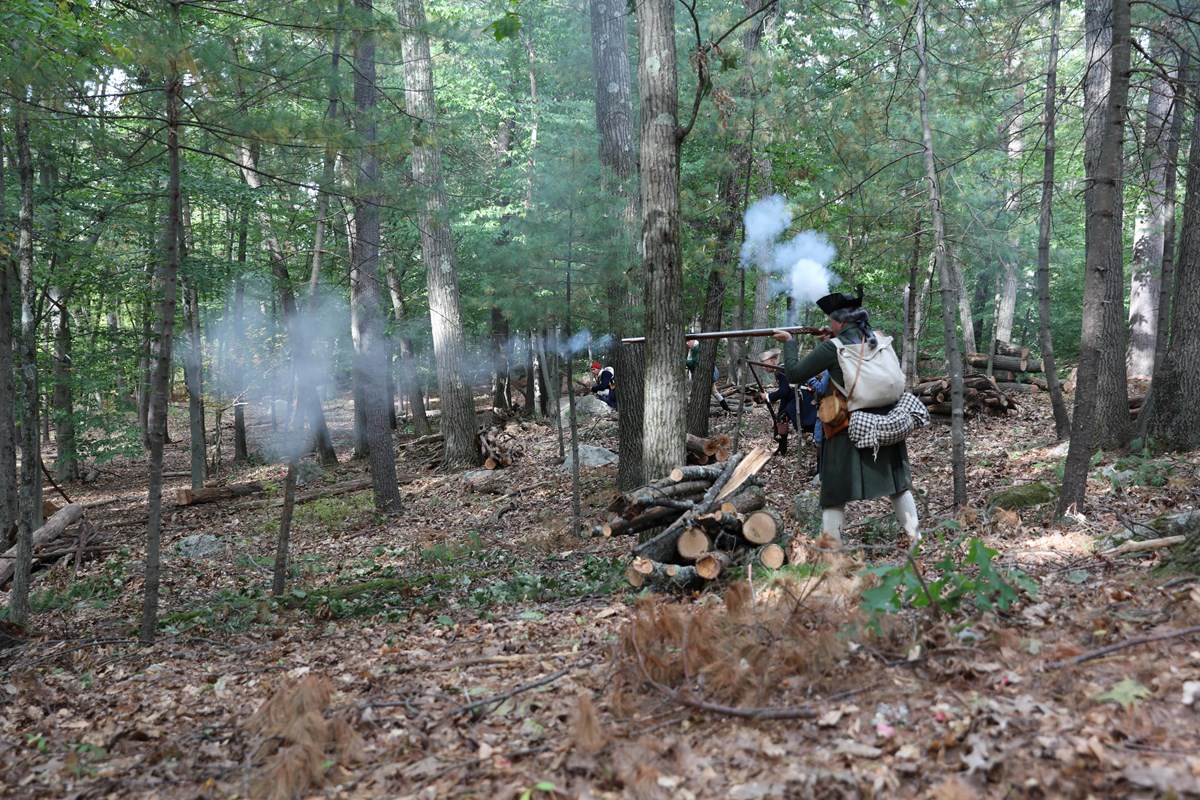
left=739, top=195, right=839, bottom=306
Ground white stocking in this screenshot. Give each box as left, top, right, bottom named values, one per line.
left=821, top=506, right=845, bottom=545
left=890, top=490, right=920, bottom=544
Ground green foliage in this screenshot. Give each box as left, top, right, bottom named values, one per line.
left=858, top=530, right=1037, bottom=631
left=1094, top=678, right=1152, bottom=711
left=159, top=585, right=273, bottom=635
left=294, top=494, right=375, bottom=529
left=1110, top=448, right=1173, bottom=488
left=486, top=11, right=522, bottom=41
left=13, top=554, right=128, bottom=614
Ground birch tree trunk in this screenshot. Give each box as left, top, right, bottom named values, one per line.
left=638, top=0, right=687, bottom=481
left=398, top=0, right=481, bottom=470
left=916, top=0, right=967, bottom=507
left=1035, top=0, right=1072, bottom=440
left=1060, top=0, right=1132, bottom=515
left=350, top=0, right=402, bottom=513
left=1127, top=19, right=1182, bottom=380
left=994, top=55, right=1024, bottom=345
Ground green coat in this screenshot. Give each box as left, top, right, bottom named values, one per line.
left=783, top=332, right=911, bottom=508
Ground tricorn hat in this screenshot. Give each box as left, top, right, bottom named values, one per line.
left=758, top=348, right=782, bottom=363
left=816, top=283, right=864, bottom=315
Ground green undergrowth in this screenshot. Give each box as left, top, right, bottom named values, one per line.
left=858, top=522, right=1038, bottom=632
left=157, top=532, right=627, bottom=635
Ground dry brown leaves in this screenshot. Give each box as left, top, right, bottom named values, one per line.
left=2, top=395, right=1200, bottom=798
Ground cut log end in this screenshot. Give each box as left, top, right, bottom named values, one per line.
left=756, top=543, right=786, bottom=569
left=743, top=508, right=784, bottom=545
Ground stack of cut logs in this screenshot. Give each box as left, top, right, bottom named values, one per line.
left=964, top=341, right=1049, bottom=393
left=685, top=433, right=731, bottom=465
left=594, top=447, right=788, bottom=589
left=913, top=373, right=1019, bottom=418
left=478, top=424, right=524, bottom=469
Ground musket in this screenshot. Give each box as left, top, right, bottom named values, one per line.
left=620, top=325, right=824, bottom=345
left=742, top=358, right=782, bottom=441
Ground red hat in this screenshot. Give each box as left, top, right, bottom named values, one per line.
left=591, top=362, right=602, bottom=371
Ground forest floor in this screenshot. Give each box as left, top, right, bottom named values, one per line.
left=3, top=387, right=1200, bottom=800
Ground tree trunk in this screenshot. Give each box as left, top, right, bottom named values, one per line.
left=686, top=272, right=725, bottom=437
left=10, top=102, right=42, bottom=625
left=916, top=0, right=967, bottom=508
left=1035, top=0, right=1072, bottom=440
left=51, top=288, right=79, bottom=483
left=902, top=214, right=924, bottom=385
left=398, top=0, right=481, bottom=470
left=140, top=37, right=183, bottom=644
left=491, top=307, right=511, bottom=412
left=183, top=281, right=206, bottom=489
left=386, top=264, right=432, bottom=436
left=638, top=0, right=687, bottom=481
left=588, top=0, right=643, bottom=491
left=0, top=119, right=15, bottom=546
left=994, top=54, right=1024, bottom=345
left=350, top=0, right=402, bottom=513
left=1128, top=19, right=1183, bottom=380
left=1142, top=69, right=1200, bottom=449
left=1060, top=0, right=1132, bottom=515
left=231, top=215, right=250, bottom=462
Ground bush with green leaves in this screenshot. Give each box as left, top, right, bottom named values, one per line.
left=858, top=527, right=1037, bottom=630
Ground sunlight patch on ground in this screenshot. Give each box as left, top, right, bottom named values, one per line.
left=1003, top=529, right=1094, bottom=565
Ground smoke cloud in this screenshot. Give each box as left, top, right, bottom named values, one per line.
left=740, top=195, right=839, bottom=306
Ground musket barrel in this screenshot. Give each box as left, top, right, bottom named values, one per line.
left=621, top=325, right=820, bottom=345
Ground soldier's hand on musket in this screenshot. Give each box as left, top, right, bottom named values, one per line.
left=771, top=329, right=792, bottom=343
left=814, top=326, right=834, bottom=340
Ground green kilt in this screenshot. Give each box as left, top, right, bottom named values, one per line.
left=819, top=426, right=910, bottom=507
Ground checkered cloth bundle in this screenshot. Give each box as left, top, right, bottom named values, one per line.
left=847, top=392, right=930, bottom=458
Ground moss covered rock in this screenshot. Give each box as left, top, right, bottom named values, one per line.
left=987, top=481, right=1059, bottom=511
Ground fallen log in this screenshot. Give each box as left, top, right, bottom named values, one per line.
left=626, top=558, right=702, bottom=590
left=241, top=475, right=418, bottom=509
left=0, top=504, right=84, bottom=587
left=966, top=352, right=1043, bottom=373
left=595, top=506, right=681, bottom=538
left=1103, top=536, right=1186, bottom=557
left=718, top=484, right=767, bottom=516
left=668, top=464, right=726, bottom=483
left=175, top=481, right=264, bottom=506
left=620, top=480, right=712, bottom=518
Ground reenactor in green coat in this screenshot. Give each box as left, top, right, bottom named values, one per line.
left=772, top=287, right=920, bottom=550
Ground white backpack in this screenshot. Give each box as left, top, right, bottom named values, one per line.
left=831, top=333, right=906, bottom=412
